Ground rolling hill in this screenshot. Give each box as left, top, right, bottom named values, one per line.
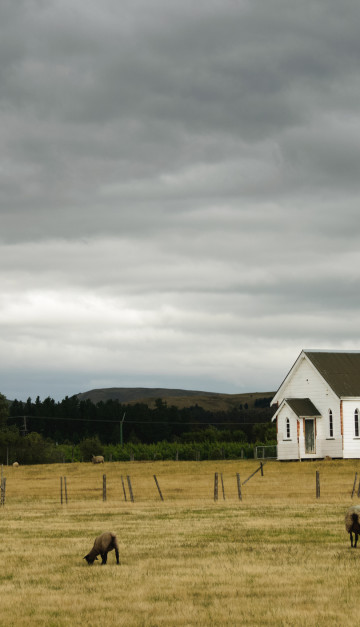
left=76, top=387, right=275, bottom=412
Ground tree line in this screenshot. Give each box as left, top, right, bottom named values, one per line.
left=8, top=394, right=276, bottom=445
left=0, top=392, right=276, bottom=464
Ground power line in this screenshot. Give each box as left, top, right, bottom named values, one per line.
left=10, top=414, right=272, bottom=426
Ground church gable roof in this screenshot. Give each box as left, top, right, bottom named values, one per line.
left=304, top=351, right=360, bottom=397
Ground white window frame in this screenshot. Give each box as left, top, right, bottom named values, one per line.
left=285, top=417, right=290, bottom=439
left=355, top=409, right=359, bottom=438
left=329, top=409, right=333, bottom=438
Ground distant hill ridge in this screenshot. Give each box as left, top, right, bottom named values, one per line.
left=76, top=387, right=275, bottom=412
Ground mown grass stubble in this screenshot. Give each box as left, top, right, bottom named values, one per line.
left=1, top=460, right=360, bottom=626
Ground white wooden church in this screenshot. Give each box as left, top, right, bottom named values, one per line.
left=271, top=350, right=360, bottom=460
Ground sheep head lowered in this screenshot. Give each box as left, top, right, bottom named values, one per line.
left=84, top=532, right=120, bottom=565
left=345, top=506, right=360, bottom=548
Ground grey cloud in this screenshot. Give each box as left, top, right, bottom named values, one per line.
left=2, top=0, right=360, bottom=400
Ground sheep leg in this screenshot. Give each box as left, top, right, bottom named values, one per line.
left=101, top=553, right=108, bottom=565
left=355, top=533, right=358, bottom=548
left=115, top=547, right=120, bottom=564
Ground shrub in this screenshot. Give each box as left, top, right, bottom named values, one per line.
left=78, top=436, right=104, bottom=462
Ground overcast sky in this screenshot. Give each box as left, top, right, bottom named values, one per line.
left=1, top=0, right=360, bottom=402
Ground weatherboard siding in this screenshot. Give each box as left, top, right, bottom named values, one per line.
left=276, top=405, right=299, bottom=461
left=276, top=405, right=342, bottom=460
left=277, top=439, right=299, bottom=460
left=275, top=354, right=342, bottom=459
left=342, top=400, right=360, bottom=458
left=279, top=356, right=337, bottom=413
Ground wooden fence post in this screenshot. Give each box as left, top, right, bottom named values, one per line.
left=153, top=475, right=164, bottom=501
left=316, top=470, right=320, bottom=499
left=0, top=477, right=6, bottom=506
left=127, top=476, right=134, bottom=502
left=242, top=462, right=267, bottom=485
left=214, top=472, right=218, bottom=501
left=121, top=475, right=127, bottom=501
left=221, top=473, right=225, bottom=500
left=0, top=465, right=3, bottom=506
left=103, top=474, right=107, bottom=501
left=236, top=473, right=242, bottom=501
left=352, top=472, right=358, bottom=498
left=60, top=476, right=63, bottom=505
left=64, top=476, right=68, bottom=504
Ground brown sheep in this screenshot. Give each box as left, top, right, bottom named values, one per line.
left=345, top=506, right=360, bottom=547
left=84, top=532, right=120, bottom=565
left=91, top=455, right=104, bottom=464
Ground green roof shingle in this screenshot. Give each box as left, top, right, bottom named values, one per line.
left=305, top=351, right=360, bottom=397
left=285, top=397, right=321, bottom=417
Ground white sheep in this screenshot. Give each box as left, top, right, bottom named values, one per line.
left=84, top=531, right=120, bottom=565
left=345, top=506, right=360, bottom=547
left=91, top=455, right=104, bottom=464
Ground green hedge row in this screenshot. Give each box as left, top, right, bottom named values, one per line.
left=1, top=431, right=276, bottom=465
left=59, top=439, right=257, bottom=462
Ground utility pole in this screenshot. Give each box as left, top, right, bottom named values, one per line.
left=120, top=413, right=125, bottom=446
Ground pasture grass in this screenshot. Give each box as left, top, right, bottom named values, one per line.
left=1, top=459, right=360, bottom=625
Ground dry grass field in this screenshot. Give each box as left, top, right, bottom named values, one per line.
left=1, top=459, right=360, bottom=626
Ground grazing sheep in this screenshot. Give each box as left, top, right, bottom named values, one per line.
left=345, top=506, right=360, bottom=547
left=84, top=532, right=120, bottom=565
left=12, top=462, right=19, bottom=467
left=91, top=455, right=104, bottom=464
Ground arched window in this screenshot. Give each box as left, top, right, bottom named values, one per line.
left=329, top=410, right=333, bottom=438
left=355, top=409, right=359, bottom=437
left=286, top=417, right=290, bottom=439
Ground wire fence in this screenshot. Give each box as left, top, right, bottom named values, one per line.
left=254, top=445, right=277, bottom=459
left=2, top=459, right=360, bottom=506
